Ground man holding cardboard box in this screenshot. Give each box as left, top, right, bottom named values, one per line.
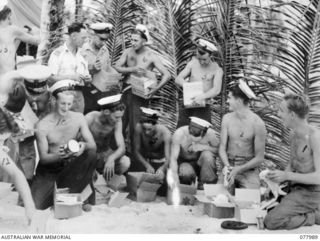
left=31, top=80, right=97, bottom=209
left=175, top=38, right=223, bottom=128
left=133, top=107, right=171, bottom=182
left=114, top=24, right=171, bottom=151
left=264, top=94, right=320, bottom=230
left=85, top=94, right=130, bottom=183
left=219, top=80, right=266, bottom=194
left=170, top=117, right=219, bottom=189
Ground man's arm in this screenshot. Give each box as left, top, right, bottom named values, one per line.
left=169, top=131, right=182, bottom=175
left=162, top=127, right=172, bottom=170
left=201, top=67, right=223, bottom=99
left=107, top=120, right=126, bottom=161
left=148, top=55, right=171, bottom=95
left=219, top=115, right=230, bottom=167
left=133, top=124, right=153, bottom=170
left=13, top=26, right=40, bottom=46
left=1, top=152, right=35, bottom=224
left=114, top=49, right=137, bottom=74
left=79, top=114, right=97, bottom=152
left=175, top=61, right=192, bottom=87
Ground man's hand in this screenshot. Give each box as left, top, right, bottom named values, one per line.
left=187, top=143, right=205, bottom=153
left=155, top=166, right=165, bottom=181
left=58, top=145, right=74, bottom=160
left=103, top=157, right=115, bottom=182
left=146, top=87, right=158, bottom=99
left=146, top=164, right=155, bottom=174
left=94, top=59, right=102, bottom=71
left=267, top=170, right=288, bottom=183
left=191, top=94, right=206, bottom=103
left=132, top=67, right=147, bottom=76
left=227, top=166, right=242, bottom=185
left=74, top=141, right=86, bottom=157
left=25, top=204, right=36, bottom=225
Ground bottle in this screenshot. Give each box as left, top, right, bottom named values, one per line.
left=64, top=140, right=80, bottom=154
left=256, top=214, right=265, bottom=230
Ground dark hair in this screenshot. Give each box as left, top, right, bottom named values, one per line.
left=132, top=29, right=147, bottom=41
left=140, top=118, right=157, bottom=125
left=107, top=103, right=126, bottom=113
left=197, top=46, right=211, bottom=56
left=230, top=84, right=250, bottom=105
left=68, top=22, right=85, bottom=35
left=0, top=5, right=11, bottom=21
left=284, top=93, right=309, bottom=119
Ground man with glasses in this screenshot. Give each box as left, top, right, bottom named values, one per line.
left=175, top=38, right=223, bottom=127
left=219, top=80, right=266, bottom=194
left=169, top=116, right=219, bottom=189
left=81, top=22, right=120, bottom=114
left=85, top=94, right=130, bottom=183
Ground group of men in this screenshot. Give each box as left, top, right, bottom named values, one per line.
left=0, top=1, right=319, bottom=231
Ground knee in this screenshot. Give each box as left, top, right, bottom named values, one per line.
left=118, top=155, right=131, bottom=174
left=199, top=151, right=215, bottom=165
left=264, top=211, right=283, bottom=230
left=178, top=163, right=196, bottom=185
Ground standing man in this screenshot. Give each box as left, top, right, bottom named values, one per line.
left=85, top=94, right=130, bottom=182
left=0, top=1, right=40, bottom=75
left=81, top=22, right=121, bottom=114
left=175, top=39, right=223, bottom=127
left=219, top=80, right=266, bottom=193
left=31, top=80, right=97, bottom=210
left=170, top=117, right=219, bottom=188
left=264, top=94, right=320, bottom=230
left=48, top=22, right=90, bottom=113
left=114, top=24, right=171, bottom=150
left=134, top=107, right=171, bottom=182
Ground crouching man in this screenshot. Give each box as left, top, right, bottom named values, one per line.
left=264, top=94, right=320, bottom=230
left=134, top=107, right=171, bottom=182
left=85, top=94, right=130, bottom=182
left=31, top=80, right=97, bottom=210
left=170, top=117, right=219, bottom=188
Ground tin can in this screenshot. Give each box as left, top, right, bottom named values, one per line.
left=256, top=215, right=265, bottom=230
left=63, top=140, right=80, bottom=153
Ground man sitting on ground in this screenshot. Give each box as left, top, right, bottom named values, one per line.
left=170, top=117, right=219, bottom=188
left=219, top=80, right=266, bottom=194
left=133, top=107, right=171, bottom=182
left=31, top=80, right=97, bottom=210
left=264, top=93, right=320, bottom=230
left=85, top=94, right=130, bottom=183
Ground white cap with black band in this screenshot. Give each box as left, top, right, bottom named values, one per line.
left=239, top=79, right=257, bottom=99
left=189, top=116, right=212, bottom=129
left=49, top=80, right=77, bottom=96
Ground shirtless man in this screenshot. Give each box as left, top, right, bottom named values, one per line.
left=0, top=107, right=35, bottom=224
left=85, top=94, right=130, bottom=182
left=114, top=25, right=171, bottom=149
left=31, top=80, right=97, bottom=210
left=82, top=22, right=120, bottom=114
left=264, top=94, right=320, bottom=230
left=134, top=107, right=171, bottom=182
left=175, top=39, right=223, bottom=127
left=219, top=80, right=266, bottom=193
left=170, top=117, right=219, bottom=187
left=0, top=2, right=39, bottom=75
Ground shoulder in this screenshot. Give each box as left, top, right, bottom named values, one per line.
left=309, top=126, right=320, bottom=145
left=36, top=115, right=52, bottom=132
left=173, top=126, right=186, bottom=139
left=252, top=112, right=265, bottom=128
left=71, top=111, right=86, bottom=122
left=50, top=45, right=65, bottom=57
left=158, top=124, right=171, bottom=136
left=85, top=111, right=99, bottom=121
left=222, top=112, right=233, bottom=124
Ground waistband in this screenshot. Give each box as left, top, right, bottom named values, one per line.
left=291, top=183, right=320, bottom=192
left=228, top=156, right=253, bottom=166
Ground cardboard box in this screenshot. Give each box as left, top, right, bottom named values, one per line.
left=234, top=188, right=267, bottom=224
left=167, top=184, right=197, bottom=206
left=107, top=174, right=126, bottom=191
left=129, top=75, right=157, bottom=99
left=183, top=82, right=206, bottom=108
left=126, top=172, right=161, bottom=202
left=195, top=184, right=235, bottom=218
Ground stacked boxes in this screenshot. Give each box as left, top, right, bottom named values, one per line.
left=129, top=74, right=157, bottom=99
left=183, top=82, right=206, bottom=108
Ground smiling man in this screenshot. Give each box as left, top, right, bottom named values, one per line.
left=169, top=116, right=219, bottom=188
left=31, top=79, right=97, bottom=210
left=264, top=93, right=320, bottom=230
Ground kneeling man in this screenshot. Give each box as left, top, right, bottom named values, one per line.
left=134, top=107, right=171, bottom=181
left=31, top=80, right=97, bottom=210
left=264, top=94, right=320, bottom=230
left=170, top=117, right=219, bottom=187
left=85, top=94, right=130, bottom=182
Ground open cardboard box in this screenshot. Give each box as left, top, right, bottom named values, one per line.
left=167, top=184, right=197, bottom=206
left=233, top=188, right=267, bottom=224
left=195, top=184, right=235, bottom=218
left=126, top=172, right=161, bottom=202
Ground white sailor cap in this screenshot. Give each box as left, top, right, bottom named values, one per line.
left=135, top=24, right=151, bottom=43
left=197, top=38, right=218, bottom=53
left=97, top=94, right=122, bottom=109
left=239, top=79, right=257, bottom=99
left=49, top=79, right=77, bottom=96
left=189, top=116, right=212, bottom=129
left=90, top=22, right=113, bottom=33
left=140, top=107, right=160, bottom=121
left=0, top=0, right=8, bottom=12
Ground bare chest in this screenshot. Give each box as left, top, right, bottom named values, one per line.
left=126, top=52, right=153, bottom=69
left=47, top=120, right=80, bottom=145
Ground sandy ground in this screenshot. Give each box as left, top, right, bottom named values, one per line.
left=0, top=190, right=319, bottom=234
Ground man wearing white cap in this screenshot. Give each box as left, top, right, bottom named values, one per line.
left=219, top=80, right=266, bottom=194
left=81, top=22, right=120, bottom=114
left=133, top=107, right=171, bottom=182
left=48, top=22, right=90, bottom=113
left=170, top=116, right=219, bottom=188
left=175, top=38, right=223, bottom=127
left=85, top=94, right=130, bottom=182
left=0, top=1, right=40, bottom=75
left=31, top=80, right=97, bottom=209
left=115, top=24, right=171, bottom=150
